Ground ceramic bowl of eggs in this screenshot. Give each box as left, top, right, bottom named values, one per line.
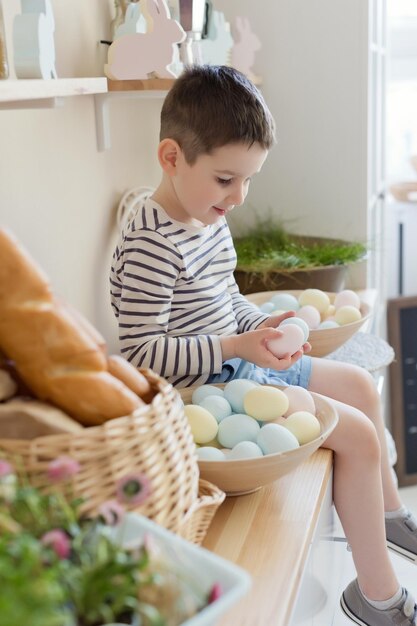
left=180, top=379, right=338, bottom=496
left=246, top=289, right=371, bottom=357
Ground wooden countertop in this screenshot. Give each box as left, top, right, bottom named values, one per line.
left=203, top=448, right=333, bottom=626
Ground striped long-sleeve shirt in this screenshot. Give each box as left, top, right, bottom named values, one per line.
left=110, top=198, right=269, bottom=387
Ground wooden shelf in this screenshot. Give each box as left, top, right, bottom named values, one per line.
left=107, top=78, right=175, bottom=92
left=0, top=77, right=108, bottom=105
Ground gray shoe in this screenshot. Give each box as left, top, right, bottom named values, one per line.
left=386, top=510, right=417, bottom=564
left=341, top=579, right=417, bottom=626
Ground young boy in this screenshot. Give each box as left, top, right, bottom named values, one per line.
left=110, top=65, right=417, bottom=625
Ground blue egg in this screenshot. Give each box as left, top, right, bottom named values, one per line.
left=270, top=293, right=300, bottom=311
left=259, top=301, right=275, bottom=313
left=279, top=316, right=310, bottom=342
left=257, top=423, right=299, bottom=455
left=318, top=320, right=339, bottom=329
left=199, top=396, right=233, bottom=422
left=197, top=447, right=226, bottom=461
left=192, top=384, right=224, bottom=405
left=228, top=441, right=264, bottom=460
left=218, top=414, right=261, bottom=448
left=223, top=379, right=259, bottom=413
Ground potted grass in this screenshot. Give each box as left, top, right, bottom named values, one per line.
left=232, top=221, right=367, bottom=295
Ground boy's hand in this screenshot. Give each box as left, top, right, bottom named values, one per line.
left=220, top=328, right=310, bottom=370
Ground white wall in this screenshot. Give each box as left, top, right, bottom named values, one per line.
left=216, top=0, right=369, bottom=244
left=0, top=0, right=371, bottom=352
left=0, top=0, right=163, bottom=352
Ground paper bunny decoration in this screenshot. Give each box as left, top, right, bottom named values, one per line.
left=105, top=0, right=186, bottom=80
left=13, top=0, right=57, bottom=79
left=114, top=2, right=146, bottom=39
left=231, top=16, right=261, bottom=83
left=200, top=5, right=233, bottom=66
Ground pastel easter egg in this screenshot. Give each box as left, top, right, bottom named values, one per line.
left=318, top=320, right=339, bottom=329
left=228, top=441, right=264, bottom=460
left=267, top=324, right=305, bottom=359
left=199, top=396, right=233, bottom=422
left=298, top=289, right=330, bottom=314
left=257, top=423, right=299, bottom=455
left=283, top=386, right=316, bottom=416
left=184, top=405, right=219, bottom=444
left=283, top=411, right=321, bottom=445
left=244, top=386, right=289, bottom=421
left=334, top=305, right=362, bottom=325
left=217, top=413, right=261, bottom=448
left=223, top=379, right=259, bottom=413
left=334, top=289, right=361, bottom=310
left=192, top=384, right=224, bottom=404
left=279, top=316, right=310, bottom=342
left=197, top=447, right=226, bottom=460
left=322, top=304, right=336, bottom=319
left=270, top=293, right=300, bottom=311
left=259, top=301, right=275, bottom=313
left=296, top=305, right=321, bottom=329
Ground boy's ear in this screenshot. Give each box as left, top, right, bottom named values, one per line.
left=158, top=138, right=182, bottom=175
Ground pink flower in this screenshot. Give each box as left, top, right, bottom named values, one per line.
left=98, top=499, right=125, bottom=526
left=41, top=529, right=71, bottom=560
left=0, top=460, right=13, bottom=478
left=116, top=473, right=151, bottom=506
left=47, top=456, right=80, bottom=483
left=208, top=583, right=222, bottom=604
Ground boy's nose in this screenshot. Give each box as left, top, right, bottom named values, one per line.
left=228, top=185, right=246, bottom=206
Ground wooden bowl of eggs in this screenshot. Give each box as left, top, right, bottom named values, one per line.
left=246, top=289, right=372, bottom=357
left=180, top=380, right=338, bottom=496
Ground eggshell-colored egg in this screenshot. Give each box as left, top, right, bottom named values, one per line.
left=266, top=324, right=305, bottom=359
left=279, top=316, right=310, bottom=342
left=318, top=320, right=339, bottom=329
left=270, top=293, right=300, bottom=311
left=217, top=413, right=261, bottom=448
left=296, top=305, right=321, bottom=329
left=259, top=301, right=275, bottom=313
left=334, top=289, right=361, bottom=310
left=322, top=304, right=336, bottom=319
left=191, top=384, right=224, bottom=404
left=197, top=447, right=226, bottom=460
left=199, top=396, right=233, bottom=422
left=228, top=441, right=264, bottom=460
left=257, top=423, right=299, bottom=455
left=298, top=289, right=330, bottom=314
left=184, top=404, right=219, bottom=444
left=283, top=411, right=321, bottom=445
left=244, top=386, right=289, bottom=421
left=334, top=305, right=362, bottom=325
left=283, top=386, right=316, bottom=416
left=223, top=379, right=259, bottom=413
left=271, top=309, right=286, bottom=316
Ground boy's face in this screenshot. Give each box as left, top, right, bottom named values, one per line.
left=167, top=142, right=268, bottom=226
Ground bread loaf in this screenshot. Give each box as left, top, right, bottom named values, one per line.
left=0, top=398, right=84, bottom=439
left=0, top=228, right=146, bottom=426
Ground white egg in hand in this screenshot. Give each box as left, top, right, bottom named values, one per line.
left=267, top=324, right=305, bottom=359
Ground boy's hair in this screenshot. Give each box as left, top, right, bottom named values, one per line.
left=160, top=65, right=276, bottom=164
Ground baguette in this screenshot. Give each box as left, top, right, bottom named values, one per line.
left=0, top=228, right=146, bottom=426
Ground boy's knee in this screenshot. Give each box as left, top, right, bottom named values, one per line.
left=348, top=365, right=380, bottom=405
left=355, top=417, right=381, bottom=462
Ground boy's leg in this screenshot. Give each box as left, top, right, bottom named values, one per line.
left=308, top=358, right=417, bottom=568
left=319, top=396, right=399, bottom=600
left=308, top=358, right=401, bottom=511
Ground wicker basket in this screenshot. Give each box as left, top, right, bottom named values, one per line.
left=0, top=369, right=224, bottom=544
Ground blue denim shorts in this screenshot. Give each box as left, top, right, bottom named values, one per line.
left=206, top=355, right=312, bottom=389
